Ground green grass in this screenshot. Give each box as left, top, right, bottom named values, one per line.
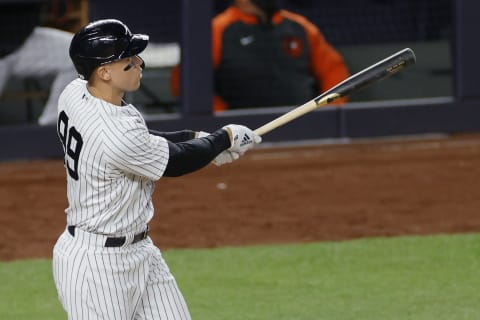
left=1, top=234, right=480, bottom=319
left=0, top=259, right=64, bottom=319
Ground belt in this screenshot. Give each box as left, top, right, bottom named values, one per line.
left=67, top=226, right=149, bottom=247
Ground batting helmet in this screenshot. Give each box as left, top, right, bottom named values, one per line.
left=69, top=19, right=149, bottom=80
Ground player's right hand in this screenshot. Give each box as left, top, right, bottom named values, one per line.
left=222, top=124, right=262, bottom=154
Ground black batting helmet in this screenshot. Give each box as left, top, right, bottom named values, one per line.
left=69, top=19, right=149, bottom=80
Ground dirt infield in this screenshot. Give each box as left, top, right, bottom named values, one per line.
left=1, top=133, right=480, bottom=261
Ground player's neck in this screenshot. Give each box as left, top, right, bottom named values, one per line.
left=87, top=82, right=124, bottom=106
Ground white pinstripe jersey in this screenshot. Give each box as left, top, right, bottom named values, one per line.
left=57, top=78, right=169, bottom=236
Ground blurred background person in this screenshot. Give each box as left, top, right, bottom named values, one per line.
left=0, top=0, right=77, bottom=125
left=172, top=0, right=350, bottom=112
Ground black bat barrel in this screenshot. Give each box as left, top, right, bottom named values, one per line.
left=315, top=48, right=416, bottom=104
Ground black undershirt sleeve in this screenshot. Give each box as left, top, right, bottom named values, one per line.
left=163, top=129, right=231, bottom=177
left=149, top=129, right=196, bottom=143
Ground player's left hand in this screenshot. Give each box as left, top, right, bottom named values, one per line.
left=195, top=131, right=210, bottom=139
left=196, top=130, right=242, bottom=166
left=212, top=150, right=240, bottom=166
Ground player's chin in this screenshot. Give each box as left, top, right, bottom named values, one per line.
left=127, top=80, right=141, bottom=92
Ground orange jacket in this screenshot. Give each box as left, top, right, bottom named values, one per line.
left=171, top=6, right=350, bottom=111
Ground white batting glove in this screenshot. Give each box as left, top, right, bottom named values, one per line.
left=212, top=150, right=241, bottom=166
left=222, top=124, right=262, bottom=154
left=196, top=131, right=210, bottom=138
left=196, top=130, right=242, bottom=166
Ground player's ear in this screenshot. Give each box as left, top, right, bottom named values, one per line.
left=96, top=66, right=111, bottom=81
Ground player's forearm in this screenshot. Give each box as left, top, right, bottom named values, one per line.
left=149, top=129, right=196, bottom=143
left=163, top=129, right=230, bottom=177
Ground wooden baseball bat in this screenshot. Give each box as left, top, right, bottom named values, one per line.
left=254, top=48, right=416, bottom=136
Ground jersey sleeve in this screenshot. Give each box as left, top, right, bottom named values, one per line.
left=103, top=114, right=169, bottom=181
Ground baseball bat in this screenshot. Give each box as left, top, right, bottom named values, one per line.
left=254, top=48, right=416, bottom=136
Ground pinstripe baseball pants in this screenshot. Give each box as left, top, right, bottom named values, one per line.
left=53, top=227, right=191, bottom=320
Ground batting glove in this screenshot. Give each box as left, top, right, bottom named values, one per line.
left=196, top=131, right=210, bottom=138
left=212, top=150, right=241, bottom=166
left=222, top=124, right=262, bottom=154
left=196, top=130, right=242, bottom=166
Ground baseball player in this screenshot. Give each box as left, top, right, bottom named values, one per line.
left=52, top=19, right=261, bottom=320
